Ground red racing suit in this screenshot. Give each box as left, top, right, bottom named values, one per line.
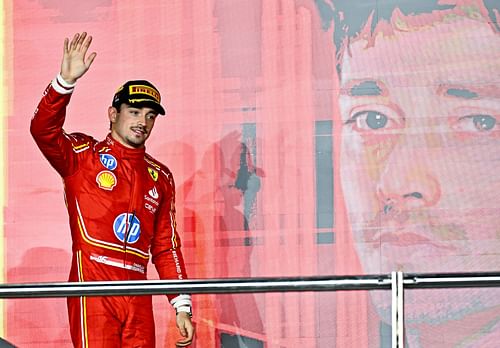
left=30, top=76, right=191, bottom=347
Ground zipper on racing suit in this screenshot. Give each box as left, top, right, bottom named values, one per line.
left=123, top=168, right=138, bottom=279
left=123, top=210, right=136, bottom=252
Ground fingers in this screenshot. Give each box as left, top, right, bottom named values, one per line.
left=176, top=329, right=194, bottom=348
left=175, top=315, right=195, bottom=347
left=179, top=325, right=187, bottom=337
left=82, top=34, right=92, bottom=50
left=69, top=32, right=80, bottom=51
left=86, top=51, right=97, bottom=69
left=79, top=33, right=95, bottom=60
left=175, top=337, right=193, bottom=347
left=76, top=32, right=88, bottom=51
left=67, top=32, right=91, bottom=53
left=63, top=38, right=69, bottom=54
left=81, top=34, right=96, bottom=68
left=66, top=32, right=96, bottom=66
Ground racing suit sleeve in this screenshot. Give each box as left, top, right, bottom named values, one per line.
left=151, top=173, right=192, bottom=309
left=30, top=75, right=87, bottom=177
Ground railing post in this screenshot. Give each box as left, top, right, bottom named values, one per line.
left=392, top=271, right=404, bottom=348
left=397, top=271, right=404, bottom=348
left=391, top=271, right=397, bottom=348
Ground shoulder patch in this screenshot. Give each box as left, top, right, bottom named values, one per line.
left=144, top=157, right=161, bottom=170
left=64, top=132, right=95, bottom=153
left=72, top=142, right=90, bottom=153
left=148, top=167, right=159, bottom=181
left=144, top=154, right=173, bottom=181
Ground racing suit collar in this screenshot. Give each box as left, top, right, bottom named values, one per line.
left=105, top=133, right=146, bottom=159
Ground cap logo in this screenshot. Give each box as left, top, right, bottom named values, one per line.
left=129, top=85, right=160, bottom=103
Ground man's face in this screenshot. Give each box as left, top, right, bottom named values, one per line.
left=339, top=16, right=500, bottom=321
left=109, top=104, right=158, bottom=148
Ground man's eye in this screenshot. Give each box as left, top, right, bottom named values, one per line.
left=347, top=110, right=389, bottom=130
left=471, top=114, right=496, bottom=131
left=456, top=114, right=497, bottom=132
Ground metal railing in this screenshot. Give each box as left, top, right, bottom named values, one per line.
left=1, top=272, right=499, bottom=347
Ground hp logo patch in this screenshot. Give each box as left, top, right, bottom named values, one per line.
left=113, top=213, right=141, bottom=244
left=100, top=154, right=118, bottom=171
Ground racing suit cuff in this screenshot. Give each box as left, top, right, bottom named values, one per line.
left=175, top=305, right=192, bottom=317
left=52, top=74, right=76, bottom=94
left=170, top=294, right=192, bottom=310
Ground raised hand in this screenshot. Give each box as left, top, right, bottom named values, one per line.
left=60, top=32, right=97, bottom=84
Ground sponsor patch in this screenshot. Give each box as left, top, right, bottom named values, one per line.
left=129, top=85, right=161, bottom=102
left=99, top=153, right=118, bottom=170
left=96, top=171, right=117, bottom=191
left=145, top=202, right=157, bottom=214
left=149, top=186, right=159, bottom=199
left=72, top=142, right=90, bottom=153
left=113, top=213, right=141, bottom=244
left=148, top=167, right=159, bottom=181
left=144, top=194, right=159, bottom=206
left=90, top=253, right=145, bottom=274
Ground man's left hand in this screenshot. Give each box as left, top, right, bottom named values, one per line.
left=175, top=312, right=195, bottom=347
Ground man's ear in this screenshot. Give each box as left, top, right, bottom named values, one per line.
left=108, top=106, right=118, bottom=123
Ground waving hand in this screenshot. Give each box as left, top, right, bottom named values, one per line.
left=60, top=32, right=97, bottom=84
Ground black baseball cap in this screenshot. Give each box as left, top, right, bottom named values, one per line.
left=112, top=80, right=166, bottom=115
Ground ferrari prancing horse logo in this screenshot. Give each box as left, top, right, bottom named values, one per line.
left=148, top=167, right=158, bottom=181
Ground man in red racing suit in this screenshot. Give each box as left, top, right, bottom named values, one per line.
left=30, top=32, right=194, bottom=347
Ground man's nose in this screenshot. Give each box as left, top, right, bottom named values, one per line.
left=137, top=112, right=147, bottom=126
left=376, top=135, right=441, bottom=210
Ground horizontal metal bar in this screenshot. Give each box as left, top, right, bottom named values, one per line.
left=403, top=272, right=500, bottom=289
left=1, top=272, right=499, bottom=299
left=0, top=275, right=391, bottom=298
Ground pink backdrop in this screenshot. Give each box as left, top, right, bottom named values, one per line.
left=4, top=0, right=500, bottom=347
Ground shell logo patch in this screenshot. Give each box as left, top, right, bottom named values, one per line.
left=96, top=170, right=117, bottom=191
left=148, top=167, right=158, bottom=181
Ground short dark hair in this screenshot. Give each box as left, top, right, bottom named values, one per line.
left=314, top=0, right=500, bottom=73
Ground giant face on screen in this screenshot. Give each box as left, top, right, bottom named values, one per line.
left=325, top=0, right=500, bottom=324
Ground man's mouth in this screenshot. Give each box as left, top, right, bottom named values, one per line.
left=131, top=127, right=147, bottom=136
left=371, top=230, right=456, bottom=250
left=359, top=209, right=462, bottom=252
